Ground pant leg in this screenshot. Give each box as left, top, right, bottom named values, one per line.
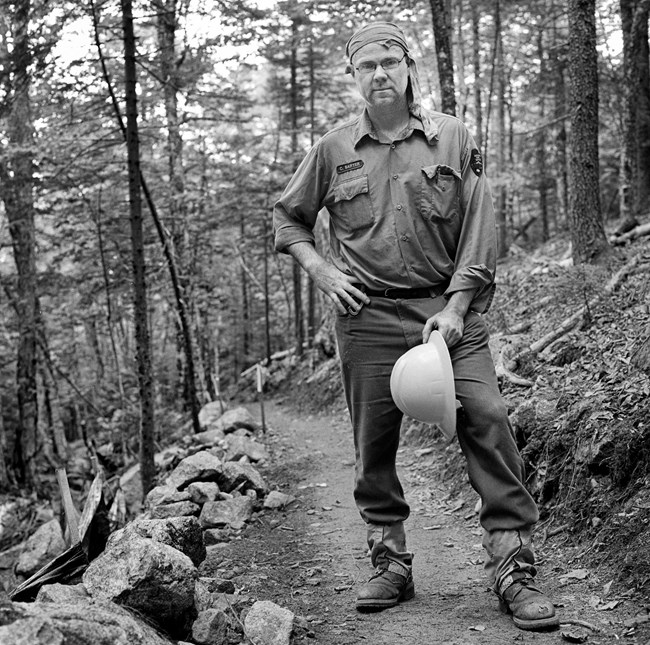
left=335, top=298, right=412, bottom=527
left=449, top=311, right=539, bottom=532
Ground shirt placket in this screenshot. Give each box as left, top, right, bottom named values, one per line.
left=389, top=141, right=416, bottom=284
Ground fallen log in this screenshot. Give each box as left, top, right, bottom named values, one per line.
left=610, top=221, right=650, bottom=245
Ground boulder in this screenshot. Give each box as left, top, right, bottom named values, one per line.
left=35, top=583, right=90, bottom=604
left=0, top=599, right=174, bottom=644
left=199, top=405, right=261, bottom=435
left=263, top=491, right=295, bottom=510
left=191, top=427, right=227, bottom=448
left=107, top=516, right=206, bottom=567
left=199, top=497, right=254, bottom=530
left=15, top=519, right=67, bottom=577
left=149, top=501, right=200, bottom=519
left=187, top=482, right=220, bottom=505
left=191, top=608, right=228, bottom=645
left=83, top=534, right=197, bottom=637
left=244, top=600, right=294, bottom=645
left=218, top=462, right=268, bottom=496
left=223, top=435, right=269, bottom=463
left=145, top=485, right=191, bottom=508
left=203, top=528, right=232, bottom=546
left=165, top=452, right=223, bottom=490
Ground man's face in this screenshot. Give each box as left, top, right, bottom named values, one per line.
left=351, top=43, right=409, bottom=109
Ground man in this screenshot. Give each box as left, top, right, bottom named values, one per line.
left=273, top=21, right=558, bottom=631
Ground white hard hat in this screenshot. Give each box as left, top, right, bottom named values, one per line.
left=389, top=330, right=457, bottom=440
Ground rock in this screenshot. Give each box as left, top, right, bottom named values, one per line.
left=244, top=600, right=294, bottom=645
left=199, top=498, right=254, bottom=530
left=223, top=435, right=269, bottom=463
left=149, top=501, right=201, bottom=519
left=218, top=462, right=268, bottom=496
left=187, top=482, right=220, bottom=505
left=192, top=427, right=227, bottom=448
left=0, top=499, right=35, bottom=546
left=203, top=528, right=232, bottom=545
left=0, top=599, right=175, bottom=644
left=35, top=583, right=90, bottom=604
left=83, top=534, right=197, bottom=637
left=145, top=485, right=191, bottom=508
left=201, top=577, right=236, bottom=594
left=263, top=491, right=295, bottom=510
left=119, top=463, right=143, bottom=516
left=15, top=519, right=67, bottom=577
left=199, top=404, right=261, bottom=435
left=107, top=516, right=206, bottom=567
left=191, top=608, right=228, bottom=645
left=166, top=452, right=223, bottom=490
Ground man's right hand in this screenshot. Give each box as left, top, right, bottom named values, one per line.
left=288, top=242, right=370, bottom=315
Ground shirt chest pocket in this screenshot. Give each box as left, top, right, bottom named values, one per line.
left=419, top=164, right=461, bottom=222
left=330, top=175, right=375, bottom=232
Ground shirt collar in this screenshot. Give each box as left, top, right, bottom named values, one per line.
left=353, top=108, right=439, bottom=147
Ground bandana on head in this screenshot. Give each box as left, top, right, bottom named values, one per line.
left=345, top=21, right=436, bottom=141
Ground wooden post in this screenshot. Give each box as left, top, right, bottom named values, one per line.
left=256, top=364, right=266, bottom=434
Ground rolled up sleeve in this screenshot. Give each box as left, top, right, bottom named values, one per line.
left=444, top=134, right=497, bottom=313
left=273, top=144, right=326, bottom=253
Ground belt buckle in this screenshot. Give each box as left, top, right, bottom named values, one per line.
left=383, top=288, right=399, bottom=298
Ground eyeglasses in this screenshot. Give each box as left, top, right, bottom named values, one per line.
left=352, top=55, right=406, bottom=75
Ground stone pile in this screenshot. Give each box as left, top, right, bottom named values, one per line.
left=0, top=404, right=296, bottom=645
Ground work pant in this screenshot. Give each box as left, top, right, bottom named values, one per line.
left=335, top=294, right=539, bottom=588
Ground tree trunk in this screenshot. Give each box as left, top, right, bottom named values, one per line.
left=537, top=29, right=550, bottom=241
left=620, top=0, right=650, bottom=222
left=290, top=20, right=304, bottom=357
left=551, top=11, right=568, bottom=230
left=494, top=0, right=508, bottom=257
left=0, top=0, right=38, bottom=486
left=471, top=2, right=483, bottom=149
left=121, top=0, right=156, bottom=495
left=429, top=0, right=457, bottom=115
left=567, top=0, right=610, bottom=264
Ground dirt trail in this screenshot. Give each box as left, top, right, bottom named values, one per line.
left=204, top=400, right=650, bottom=645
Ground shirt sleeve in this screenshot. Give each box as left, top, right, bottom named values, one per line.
left=444, top=129, right=497, bottom=314
left=273, top=143, right=327, bottom=253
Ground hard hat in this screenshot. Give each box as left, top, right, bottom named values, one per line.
left=389, top=330, right=457, bottom=440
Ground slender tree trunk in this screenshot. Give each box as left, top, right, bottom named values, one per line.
left=93, top=0, right=201, bottom=434
left=567, top=0, right=610, bottom=264
left=494, top=0, right=508, bottom=257
left=552, top=12, right=569, bottom=231
left=471, top=2, right=483, bottom=147
left=121, top=0, right=156, bottom=495
left=0, top=0, right=38, bottom=486
left=537, top=29, right=550, bottom=241
left=429, top=0, right=457, bottom=115
left=290, top=20, right=304, bottom=357
left=0, top=394, right=9, bottom=489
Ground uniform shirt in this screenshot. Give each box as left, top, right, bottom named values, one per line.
left=273, top=108, right=497, bottom=313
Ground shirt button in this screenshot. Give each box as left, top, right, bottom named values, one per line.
left=390, top=144, right=396, bottom=149
left=441, top=186, right=447, bottom=191
left=393, top=174, right=398, bottom=180
left=396, top=204, right=403, bottom=210
left=401, top=235, right=408, bottom=241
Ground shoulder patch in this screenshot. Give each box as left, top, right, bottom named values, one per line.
left=336, top=160, right=364, bottom=175
left=469, top=149, right=483, bottom=177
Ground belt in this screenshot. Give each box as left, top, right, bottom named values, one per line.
left=354, top=284, right=446, bottom=299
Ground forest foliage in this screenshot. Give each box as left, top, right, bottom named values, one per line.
left=0, top=0, right=649, bottom=493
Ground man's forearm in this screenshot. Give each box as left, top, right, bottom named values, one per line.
left=286, top=241, right=326, bottom=278
left=444, top=288, right=478, bottom=318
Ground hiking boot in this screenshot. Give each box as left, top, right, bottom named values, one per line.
left=355, top=563, right=415, bottom=611
left=499, top=577, right=559, bottom=631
